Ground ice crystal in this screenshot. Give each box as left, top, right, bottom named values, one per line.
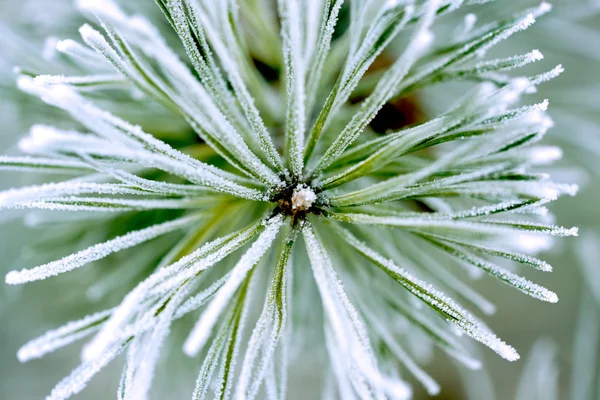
left=291, top=185, right=317, bottom=211
left=0, top=0, right=578, bottom=399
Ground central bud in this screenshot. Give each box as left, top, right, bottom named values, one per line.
left=291, top=184, right=317, bottom=212
left=274, top=183, right=319, bottom=219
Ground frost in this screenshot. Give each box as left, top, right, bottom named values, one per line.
left=165, top=0, right=286, bottom=175
left=333, top=225, right=520, bottom=361
left=0, top=156, right=89, bottom=174
left=304, top=222, right=412, bottom=399
left=511, top=234, right=554, bottom=254
left=0, top=182, right=145, bottom=210
left=2, top=0, right=578, bottom=398
left=33, top=74, right=125, bottom=87
left=7, top=197, right=208, bottom=213
left=278, top=0, right=307, bottom=176
left=291, top=185, right=317, bottom=211
left=17, top=309, right=113, bottom=363
left=75, top=0, right=128, bottom=23
left=82, top=219, right=266, bottom=362
left=47, top=339, right=129, bottom=400
left=528, top=146, right=563, bottom=164
left=531, top=64, right=565, bottom=85
left=6, top=214, right=201, bottom=285
left=329, top=212, right=578, bottom=239
left=183, top=215, right=284, bottom=356
left=309, top=0, right=439, bottom=176
left=17, top=80, right=267, bottom=200
left=425, top=237, right=559, bottom=303
left=527, top=49, right=544, bottom=62
left=235, top=231, right=294, bottom=400
left=126, top=283, right=193, bottom=400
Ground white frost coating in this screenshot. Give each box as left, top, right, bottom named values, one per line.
left=528, top=146, right=563, bottom=165
left=117, top=337, right=138, bottom=400
left=83, top=277, right=217, bottom=348
left=177, top=0, right=286, bottom=175
left=278, top=0, right=307, bottom=176
left=75, top=0, right=128, bottom=23
left=190, top=313, right=231, bottom=400
left=77, top=23, right=140, bottom=82
left=33, top=74, right=124, bottom=86
left=183, top=215, right=284, bottom=357
left=527, top=49, right=544, bottom=63
left=17, top=78, right=265, bottom=200
left=444, top=199, right=540, bottom=219
left=538, top=1, right=553, bottom=14
left=334, top=225, right=520, bottom=361
left=498, top=77, right=531, bottom=106
left=441, top=243, right=559, bottom=303
left=0, top=182, right=144, bottom=210
left=17, top=309, right=113, bottom=362
left=456, top=13, right=477, bottom=39
left=81, top=221, right=264, bottom=363
left=537, top=98, right=549, bottom=111
left=291, top=185, right=317, bottom=211
left=429, top=230, right=553, bottom=272
left=0, top=156, right=89, bottom=173
left=305, top=0, right=343, bottom=116
left=518, top=14, right=536, bottom=31
left=55, top=39, right=107, bottom=69
left=54, top=37, right=104, bottom=67
left=56, top=39, right=76, bottom=53
left=0, top=0, right=579, bottom=396
left=545, top=182, right=579, bottom=197
left=365, top=270, right=483, bottom=370
left=6, top=214, right=201, bottom=285
left=325, top=330, right=359, bottom=400
left=209, top=253, right=256, bottom=400
left=88, top=1, right=282, bottom=185
left=311, top=0, right=438, bottom=175
left=127, top=282, right=193, bottom=400
left=79, top=22, right=115, bottom=50
left=93, top=168, right=211, bottom=197
left=522, top=109, right=554, bottom=133
left=91, top=279, right=216, bottom=344
left=472, top=49, right=543, bottom=76
left=46, top=339, right=129, bottom=400
left=18, top=76, right=80, bottom=109
left=18, top=124, right=107, bottom=156
left=532, top=64, right=565, bottom=86
left=415, top=30, right=434, bottom=47
left=303, top=223, right=410, bottom=400
left=304, top=226, right=377, bottom=398
left=510, top=234, right=553, bottom=254
left=235, top=233, right=293, bottom=400
left=331, top=212, right=579, bottom=238
left=396, top=236, right=496, bottom=314
left=9, top=197, right=207, bottom=213
left=474, top=11, right=540, bottom=59
left=174, top=274, right=231, bottom=318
